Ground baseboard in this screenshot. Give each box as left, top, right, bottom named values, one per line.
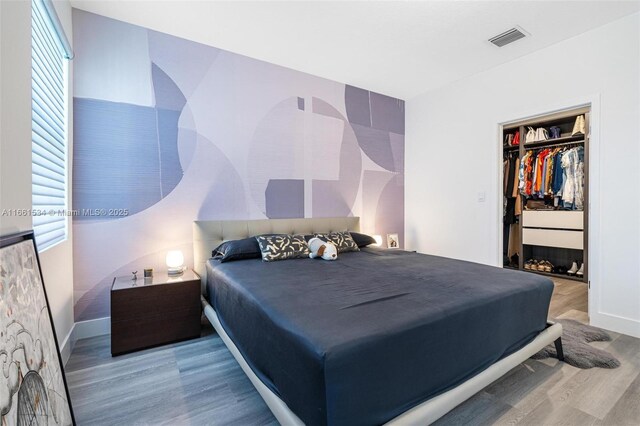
left=61, top=317, right=111, bottom=366
left=591, top=311, right=640, bottom=338
left=73, top=316, right=111, bottom=340
left=60, top=326, right=75, bottom=366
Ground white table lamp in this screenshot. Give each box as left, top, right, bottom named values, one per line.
left=166, top=250, right=185, bottom=276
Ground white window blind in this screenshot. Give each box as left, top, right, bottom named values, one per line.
left=31, top=0, right=68, bottom=251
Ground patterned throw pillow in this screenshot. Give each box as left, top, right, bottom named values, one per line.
left=255, top=234, right=310, bottom=262
left=314, top=231, right=360, bottom=254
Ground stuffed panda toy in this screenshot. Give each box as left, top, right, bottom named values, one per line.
left=308, top=237, right=338, bottom=261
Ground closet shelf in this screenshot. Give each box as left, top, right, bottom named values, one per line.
left=523, top=134, right=585, bottom=149
left=524, top=268, right=586, bottom=283
left=503, top=145, right=520, bottom=151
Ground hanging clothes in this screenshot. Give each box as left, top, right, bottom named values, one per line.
left=519, top=145, right=585, bottom=210
left=512, top=157, right=520, bottom=198
left=507, top=223, right=520, bottom=259
left=561, top=146, right=585, bottom=210
left=506, top=153, right=517, bottom=197
left=503, top=151, right=519, bottom=224
left=503, top=149, right=521, bottom=267
left=504, top=158, right=509, bottom=196
left=552, top=150, right=564, bottom=195
left=545, top=148, right=559, bottom=196
left=513, top=157, right=522, bottom=217
left=533, top=149, right=551, bottom=195
left=519, top=150, right=535, bottom=197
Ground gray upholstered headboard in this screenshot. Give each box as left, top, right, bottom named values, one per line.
left=193, top=217, right=360, bottom=290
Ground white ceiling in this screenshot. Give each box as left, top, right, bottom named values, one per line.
left=69, top=0, right=640, bottom=100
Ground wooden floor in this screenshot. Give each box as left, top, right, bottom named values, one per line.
left=547, top=277, right=589, bottom=320
left=66, top=278, right=640, bottom=425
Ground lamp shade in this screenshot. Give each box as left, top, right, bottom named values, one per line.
left=372, top=235, right=383, bottom=246
left=166, top=250, right=184, bottom=268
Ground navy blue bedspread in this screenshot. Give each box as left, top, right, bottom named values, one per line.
left=206, top=248, right=553, bottom=426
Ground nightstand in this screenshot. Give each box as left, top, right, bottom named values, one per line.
left=110, top=269, right=202, bottom=356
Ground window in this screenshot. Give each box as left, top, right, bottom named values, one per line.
left=31, top=0, right=71, bottom=251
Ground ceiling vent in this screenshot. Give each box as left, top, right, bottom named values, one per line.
left=488, top=27, right=527, bottom=47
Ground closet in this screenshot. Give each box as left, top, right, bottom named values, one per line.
left=502, top=107, right=589, bottom=283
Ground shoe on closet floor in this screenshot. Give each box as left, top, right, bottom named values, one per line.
left=555, top=265, right=568, bottom=274
left=540, top=260, right=553, bottom=273
left=576, top=263, right=584, bottom=277
left=567, top=261, right=579, bottom=276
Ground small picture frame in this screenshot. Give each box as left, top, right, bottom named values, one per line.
left=387, top=233, right=399, bottom=249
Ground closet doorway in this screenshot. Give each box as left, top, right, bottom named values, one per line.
left=501, top=106, right=590, bottom=320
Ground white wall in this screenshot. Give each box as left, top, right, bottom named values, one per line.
left=406, top=13, right=640, bottom=337
left=1, top=0, right=32, bottom=235
left=0, top=0, right=76, bottom=362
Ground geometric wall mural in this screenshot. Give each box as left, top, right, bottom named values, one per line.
left=72, top=10, right=404, bottom=322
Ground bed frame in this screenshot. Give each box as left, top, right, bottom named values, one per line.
left=193, top=217, right=563, bottom=425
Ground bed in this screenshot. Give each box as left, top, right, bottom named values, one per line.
left=193, top=217, right=562, bottom=425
